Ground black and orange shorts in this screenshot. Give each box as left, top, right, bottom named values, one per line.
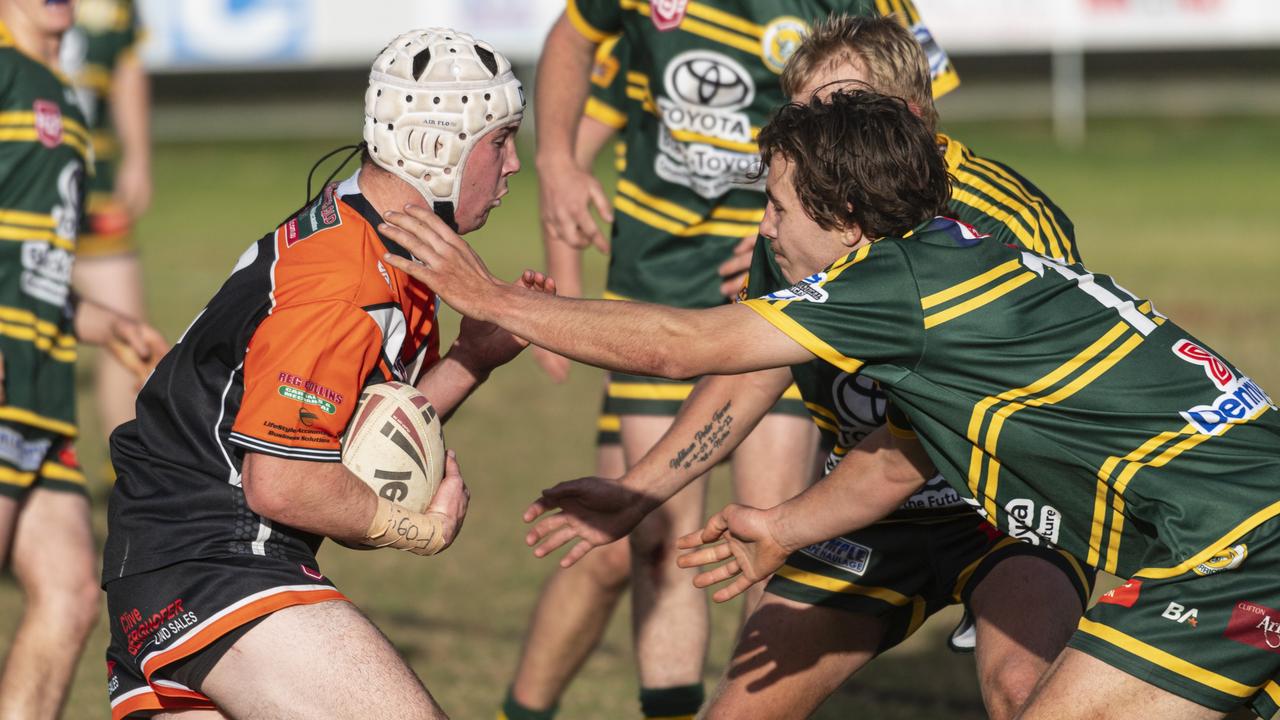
left=105, top=554, right=347, bottom=719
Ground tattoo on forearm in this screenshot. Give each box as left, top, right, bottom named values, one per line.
left=669, top=401, right=733, bottom=470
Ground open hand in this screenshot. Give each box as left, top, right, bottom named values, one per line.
left=450, top=270, right=558, bottom=374
left=675, top=503, right=791, bottom=603
left=379, top=205, right=506, bottom=321
left=523, top=476, right=651, bottom=567
left=538, top=156, right=612, bottom=253
left=718, top=234, right=757, bottom=300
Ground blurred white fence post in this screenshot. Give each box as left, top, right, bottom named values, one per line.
left=1051, top=0, right=1086, bottom=148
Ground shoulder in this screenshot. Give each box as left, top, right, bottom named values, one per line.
left=267, top=188, right=388, bottom=308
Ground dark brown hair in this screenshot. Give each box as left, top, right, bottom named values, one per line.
left=756, top=90, right=950, bottom=237
left=780, top=15, right=938, bottom=135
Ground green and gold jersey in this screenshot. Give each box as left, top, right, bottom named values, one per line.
left=0, top=22, right=91, bottom=435
left=743, top=217, right=1280, bottom=580
left=745, top=136, right=1077, bottom=520
left=61, top=0, right=141, bottom=194
left=568, top=0, right=957, bottom=307
left=585, top=34, right=631, bottom=174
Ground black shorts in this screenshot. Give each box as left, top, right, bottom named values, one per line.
left=105, top=554, right=347, bottom=719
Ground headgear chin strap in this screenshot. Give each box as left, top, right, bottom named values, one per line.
left=364, top=28, right=525, bottom=229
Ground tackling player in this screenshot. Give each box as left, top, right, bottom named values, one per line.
left=102, top=29, right=535, bottom=720
left=511, top=2, right=958, bottom=717
left=0, top=0, right=165, bottom=717
left=519, top=16, right=1088, bottom=719
left=383, top=91, right=1280, bottom=720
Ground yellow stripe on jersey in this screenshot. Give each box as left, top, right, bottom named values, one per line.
left=40, top=459, right=85, bottom=484
left=1088, top=427, right=1182, bottom=565
left=617, top=180, right=700, bottom=224
left=607, top=382, right=693, bottom=401
left=0, top=208, right=56, bottom=229
left=584, top=97, right=627, bottom=130
left=710, top=206, right=763, bottom=223
left=1264, top=680, right=1280, bottom=707
left=776, top=565, right=915, bottom=606
left=618, top=0, right=760, bottom=56
left=805, top=402, right=837, bottom=421
left=1103, top=398, right=1275, bottom=574
left=742, top=300, right=864, bottom=375
left=923, top=272, right=1035, bottom=329
left=1078, top=619, right=1260, bottom=698
left=596, top=414, right=620, bottom=433
left=810, top=415, right=838, bottom=434
left=0, top=305, right=77, bottom=362
left=966, top=321, right=1130, bottom=517
left=957, top=147, right=1075, bottom=263
left=781, top=384, right=802, bottom=400
left=0, top=466, right=37, bottom=487
left=565, top=0, right=613, bottom=43
left=667, top=128, right=757, bottom=154
left=615, top=183, right=763, bottom=239
left=1137, top=498, right=1280, bottom=580
left=920, top=259, right=1021, bottom=310
left=685, top=2, right=764, bottom=38
left=0, top=224, right=74, bottom=251
left=0, top=407, right=76, bottom=437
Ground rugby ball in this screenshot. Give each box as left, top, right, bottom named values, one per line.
left=341, top=381, right=445, bottom=514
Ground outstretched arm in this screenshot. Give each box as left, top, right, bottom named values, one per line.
left=524, top=366, right=795, bottom=566
left=676, top=426, right=935, bottom=602
left=378, top=207, right=814, bottom=379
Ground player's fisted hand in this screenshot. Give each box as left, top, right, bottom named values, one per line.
left=380, top=205, right=502, bottom=321
left=676, top=503, right=789, bottom=603
left=537, top=156, right=612, bottom=254
left=363, top=450, right=471, bottom=557
left=718, top=234, right=757, bottom=300
left=109, top=317, right=169, bottom=387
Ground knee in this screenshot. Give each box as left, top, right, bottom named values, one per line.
left=588, top=540, right=633, bottom=593
left=20, top=566, right=102, bottom=639
left=629, top=526, right=680, bottom=574
left=981, top=658, right=1044, bottom=720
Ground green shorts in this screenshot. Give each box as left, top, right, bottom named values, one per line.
left=765, top=513, right=1094, bottom=654
left=595, top=373, right=808, bottom=447
left=1070, top=514, right=1280, bottom=716
left=0, top=421, right=86, bottom=498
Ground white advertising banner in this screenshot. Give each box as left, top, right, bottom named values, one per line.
left=136, top=0, right=1280, bottom=72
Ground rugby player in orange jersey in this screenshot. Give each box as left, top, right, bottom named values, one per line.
left=101, top=29, right=544, bottom=720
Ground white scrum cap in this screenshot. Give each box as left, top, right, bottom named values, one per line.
left=364, top=28, right=524, bottom=223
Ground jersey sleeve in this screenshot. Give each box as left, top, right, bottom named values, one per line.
left=229, top=301, right=385, bottom=462
left=740, top=242, right=924, bottom=374
left=567, top=0, right=622, bottom=42
left=584, top=34, right=628, bottom=131
left=743, top=235, right=787, bottom=299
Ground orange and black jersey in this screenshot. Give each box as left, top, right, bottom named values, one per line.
left=103, top=172, right=440, bottom=581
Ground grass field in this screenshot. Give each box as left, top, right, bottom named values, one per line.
left=2, top=115, right=1278, bottom=719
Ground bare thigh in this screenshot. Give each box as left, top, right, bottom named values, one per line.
left=1016, top=648, right=1225, bottom=720
left=199, top=600, right=445, bottom=720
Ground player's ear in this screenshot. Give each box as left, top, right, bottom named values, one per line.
left=840, top=223, right=865, bottom=248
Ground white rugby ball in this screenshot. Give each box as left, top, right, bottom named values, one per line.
left=341, top=381, right=445, bottom=514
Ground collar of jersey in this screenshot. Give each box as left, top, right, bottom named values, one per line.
left=334, top=170, right=414, bottom=261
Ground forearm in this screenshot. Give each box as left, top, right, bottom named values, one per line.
left=241, top=454, right=377, bottom=544
left=535, top=15, right=596, bottom=166
left=622, top=368, right=793, bottom=509
left=544, top=232, right=583, bottom=298
left=416, top=348, right=489, bottom=421
left=768, top=427, right=927, bottom=552
left=111, top=57, right=150, bottom=168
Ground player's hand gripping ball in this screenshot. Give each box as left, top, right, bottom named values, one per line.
left=340, top=382, right=446, bottom=526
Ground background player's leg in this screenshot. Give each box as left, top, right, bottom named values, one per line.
left=1016, top=648, right=1224, bottom=720
left=199, top=600, right=445, bottom=719
left=624, top=415, right=710, bottom=716
left=73, top=255, right=148, bottom=441
left=730, top=414, right=819, bottom=615
left=505, top=440, right=631, bottom=717
left=969, top=555, right=1083, bottom=720
left=0, top=489, right=100, bottom=720
left=702, top=592, right=884, bottom=720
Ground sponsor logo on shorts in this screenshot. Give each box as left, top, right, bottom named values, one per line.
left=650, top=0, right=689, bottom=31
left=118, top=599, right=199, bottom=656
left=0, top=426, right=52, bottom=472
left=1162, top=601, right=1199, bottom=627
left=1098, top=579, right=1143, bottom=608
left=278, top=386, right=337, bottom=414
left=763, top=272, right=828, bottom=303
left=300, top=564, right=325, bottom=581
left=106, top=660, right=118, bottom=694
left=760, top=17, right=808, bottom=73
left=1226, top=601, right=1280, bottom=654
left=1194, top=544, right=1248, bottom=576
left=33, top=99, right=62, bottom=148
left=798, top=536, right=871, bottom=576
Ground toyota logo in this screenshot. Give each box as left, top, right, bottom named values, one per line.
left=664, top=50, right=755, bottom=110
left=833, top=372, right=887, bottom=429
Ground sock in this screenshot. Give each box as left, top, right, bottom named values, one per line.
left=500, top=688, right=557, bottom=720
left=640, top=683, right=704, bottom=719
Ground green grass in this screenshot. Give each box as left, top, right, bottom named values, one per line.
left=2, top=115, right=1277, bottom=719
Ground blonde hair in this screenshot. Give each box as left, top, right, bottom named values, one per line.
left=780, top=15, right=938, bottom=135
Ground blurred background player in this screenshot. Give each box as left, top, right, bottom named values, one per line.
left=506, top=2, right=958, bottom=719
left=61, top=0, right=152, bottom=457
left=0, top=0, right=164, bottom=718
left=100, top=29, right=532, bottom=720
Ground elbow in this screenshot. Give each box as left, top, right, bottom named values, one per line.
left=240, top=456, right=290, bottom=522
left=648, top=353, right=699, bottom=382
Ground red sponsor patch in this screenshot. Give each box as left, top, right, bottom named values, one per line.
left=284, top=218, right=301, bottom=246
left=300, top=564, right=325, bottom=581
left=1225, top=600, right=1280, bottom=654
left=1098, top=579, right=1143, bottom=608
left=650, top=0, right=689, bottom=30
left=57, top=442, right=80, bottom=469
left=33, top=99, right=62, bottom=148
left=106, top=660, right=116, bottom=679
